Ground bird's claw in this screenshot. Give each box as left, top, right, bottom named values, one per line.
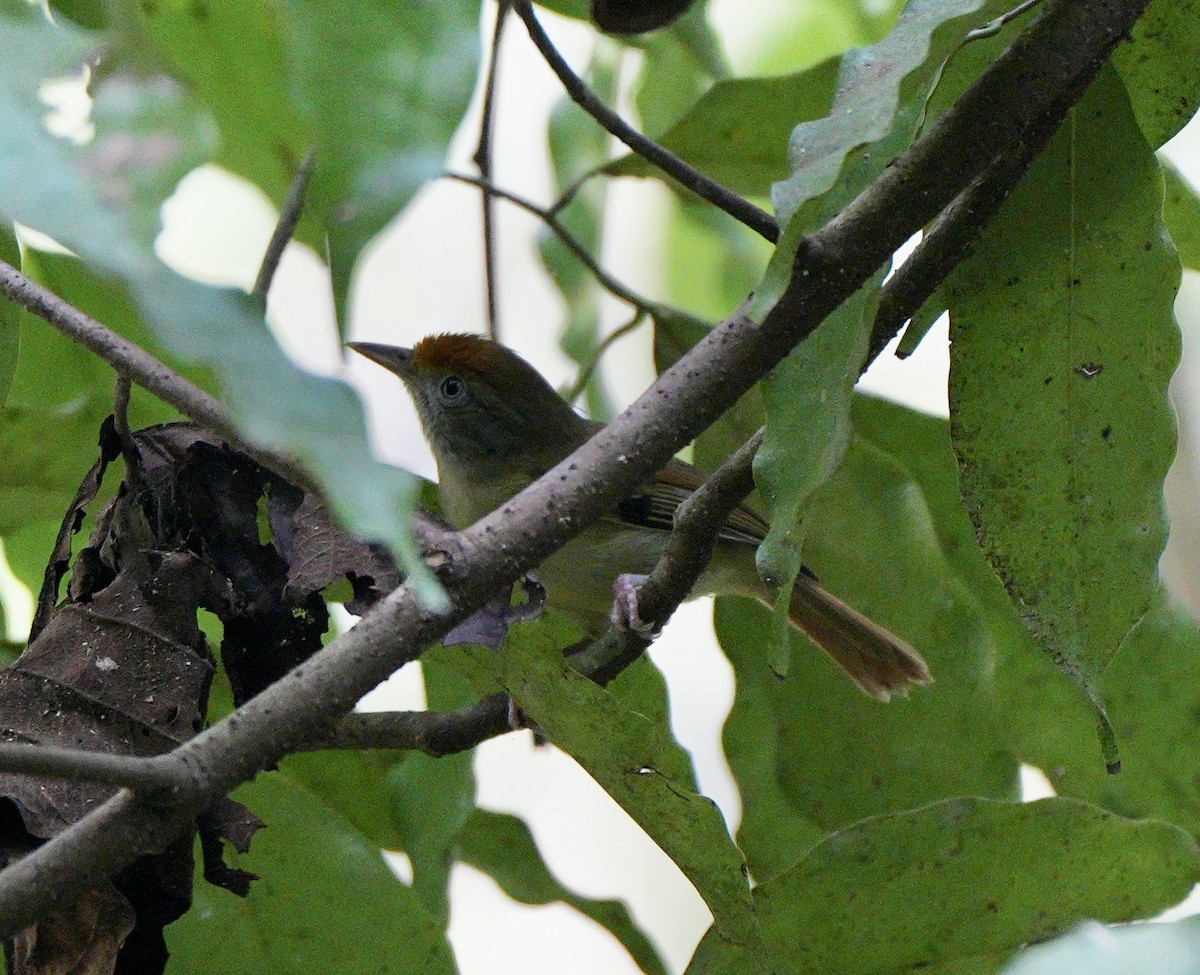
left=611, top=574, right=661, bottom=641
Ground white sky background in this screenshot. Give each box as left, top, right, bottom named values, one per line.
left=4, top=3, right=1200, bottom=973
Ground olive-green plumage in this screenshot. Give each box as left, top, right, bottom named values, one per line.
left=350, top=334, right=931, bottom=699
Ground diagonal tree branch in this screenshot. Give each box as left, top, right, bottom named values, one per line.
left=0, top=0, right=1150, bottom=935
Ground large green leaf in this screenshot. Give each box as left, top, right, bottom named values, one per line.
left=166, top=772, right=456, bottom=974
left=451, top=617, right=764, bottom=970
left=280, top=0, right=479, bottom=323
left=750, top=0, right=1001, bottom=650
left=459, top=810, right=670, bottom=975
left=720, top=434, right=1017, bottom=878
left=946, top=69, right=1179, bottom=724
left=735, top=798, right=1200, bottom=975
left=0, top=2, right=434, bottom=593
left=847, top=396, right=1102, bottom=790
left=137, top=0, right=310, bottom=225
left=1112, top=0, right=1200, bottom=148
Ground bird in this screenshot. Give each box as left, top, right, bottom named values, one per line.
left=349, top=332, right=932, bottom=699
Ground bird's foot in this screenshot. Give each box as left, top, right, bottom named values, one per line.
left=610, top=574, right=661, bottom=641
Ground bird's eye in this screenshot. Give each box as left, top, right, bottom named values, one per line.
left=438, top=375, right=466, bottom=402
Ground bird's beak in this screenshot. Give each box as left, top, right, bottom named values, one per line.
left=347, top=342, right=414, bottom=378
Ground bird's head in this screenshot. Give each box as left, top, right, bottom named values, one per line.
left=349, top=333, right=588, bottom=469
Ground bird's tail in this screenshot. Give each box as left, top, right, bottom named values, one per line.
left=787, top=574, right=932, bottom=700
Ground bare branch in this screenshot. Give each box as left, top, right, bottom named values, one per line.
left=0, top=743, right=184, bottom=795
left=0, top=0, right=1149, bottom=934
left=475, top=1, right=511, bottom=340
left=510, top=1, right=780, bottom=243
left=252, top=148, right=315, bottom=303
left=869, top=85, right=1074, bottom=360
left=299, top=697, right=513, bottom=756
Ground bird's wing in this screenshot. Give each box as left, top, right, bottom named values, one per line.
left=609, top=456, right=768, bottom=545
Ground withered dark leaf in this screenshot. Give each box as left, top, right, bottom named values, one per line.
left=30, top=416, right=123, bottom=642
left=0, top=555, right=221, bottom=835
left=271, top=491, right=400, bottom=612
left=11, top=879, right=135, bottom=975
left=443, top=577, right=546, bottom=651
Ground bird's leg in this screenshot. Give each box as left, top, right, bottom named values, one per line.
left=610, top=573, right=661, bottom=641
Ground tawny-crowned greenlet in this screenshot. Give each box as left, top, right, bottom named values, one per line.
left=350, top=333, right=931, bottom=699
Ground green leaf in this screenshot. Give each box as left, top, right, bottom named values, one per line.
left=748, top=797, right=1199, bottom=975
left=0, top=404, right=109, bottom=535
left=454, top=618, right=765, bottom=969
left=946, top=69, right=1179, bottom=716
left=720, top=433, right=1018, bottom=879
left=847, top=395, right=1105, bottom=794
left=459, top=810, right=670, bottom=975
left=386, top=750, right=475, bottom=927
left=1163, top=157, right=1200, bottom=271
left=749, top=0, right=1003, bottom=647
left=0, top=5, right=436, bottom=597
left=280, top=0, right=479, bottom=325
left=88, top=71, right=218, bottom=245
left=767, top=0, right=992, bottom=230
left=752, top=282, right=877, bottom=675
left=630, top=16, right=719, bottom=138
left=1112, top=0, right=1200, bottom=148
left=1003, top=919, right=1200, bottom=975
left=137, top=0, right=310, bottom=225
left=609, top=60, right=840, bottom=197
left=166, top=772, right=456, bottom=975
left=275, top=750, right=409, bottom=852
left=0, top=223, right=18, bottom=404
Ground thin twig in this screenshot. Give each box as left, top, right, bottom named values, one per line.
left=564, top=310, right=646, bottom=405
left=0, top=743, right=183, bottom=795
left=111, top=374, right=144, bottom=498
left=444, top=170, right=663, bottom=314
left=475, top=1, right=510, bottom=341
left=511, top=1, right=780, bottom=244
left=966, top=0, right=1044, bottom=40
left=0, top=258, right=317, bottom=495
left=252, top=148, right=315, bottom=303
